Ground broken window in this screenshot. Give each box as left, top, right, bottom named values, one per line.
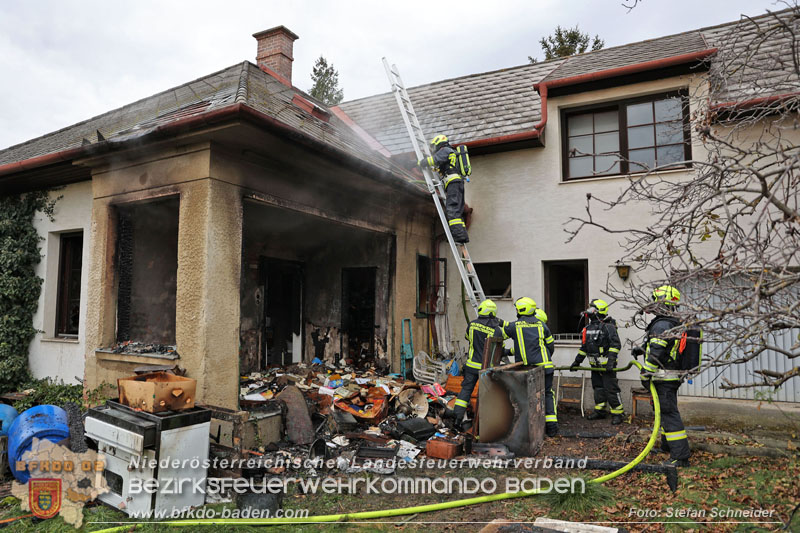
left=543, top=260, right=588, bottom=339
left=115, top=198, right=179, bottom=345
left=55, top=232, right=83, bottom=338
left=417, top=254, right=432, bottom=316
left=474, top=262, right=511, bottom=298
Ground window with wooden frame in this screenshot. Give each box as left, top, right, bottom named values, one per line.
left=562, top=90, right=691, bottom=180
left=55, top=232, right=83, bottom=338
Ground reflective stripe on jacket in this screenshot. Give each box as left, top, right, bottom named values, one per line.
left=502, top=316, right=555, bottom=371
left=465, top=316, right=508, bottom=370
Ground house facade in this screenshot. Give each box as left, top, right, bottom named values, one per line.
left=1, top=10, right=798, bottom=410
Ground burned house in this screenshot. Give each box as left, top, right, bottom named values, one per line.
left=0, top=27, right=434, bottom=410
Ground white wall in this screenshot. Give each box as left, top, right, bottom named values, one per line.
left=29, top=180, right=92, bottom=384
left=445, top=73, right=706, bottom=382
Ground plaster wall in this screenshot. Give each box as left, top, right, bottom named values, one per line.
left=446, top=73, right=710, bottom=382
left=29, top=180, right=92, bottom=383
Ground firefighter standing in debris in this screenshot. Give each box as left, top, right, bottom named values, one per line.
left=417, top=134, right=469, bottom=243
left=502, top=297, right=558, bottom=436
left=450, top=299, right=507, bottom=429
left=636, top=285, right=692, bottom=467
left=570, top=299, right=624, bottom=424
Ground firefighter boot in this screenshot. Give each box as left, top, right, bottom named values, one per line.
left=586, top=409, right=607, bottom=420
left=611, top=414, right=623, bottom=425
left=545, top=422, right=559, bottom=437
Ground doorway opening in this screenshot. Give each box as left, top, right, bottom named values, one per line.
left=341, top=267, right=377, bottom=366
left=262, top=258, right=303, bottom=367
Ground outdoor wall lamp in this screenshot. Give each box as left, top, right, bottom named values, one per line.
left=615, top=263, right=631, bottom=281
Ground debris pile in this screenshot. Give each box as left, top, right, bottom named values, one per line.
left=105, top=341, right=179, bottom=356
left=238, top=357, right=497, bottom=471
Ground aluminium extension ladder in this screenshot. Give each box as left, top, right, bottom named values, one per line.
left=383, top=58, right=486, bottom=317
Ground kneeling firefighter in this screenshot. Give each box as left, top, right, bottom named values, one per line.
left=451, top=299, right=508, bottom=428
left=570, top=299, right=624, bottom=424
left=417, top=134, right=470, bottom=244
left=635, top=285, right=702, bottom=467
left=502, top=297, right=558, bottom=436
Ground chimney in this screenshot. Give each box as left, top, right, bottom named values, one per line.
left=253, top=25, right=299, bottom=85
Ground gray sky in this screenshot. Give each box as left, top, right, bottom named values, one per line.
left=0, top=0, right=785, bottom=151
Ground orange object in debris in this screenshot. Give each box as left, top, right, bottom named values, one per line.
left=118, top=372, right=196, bottom=413
left=334, top=398, right=388, bottom=422
left=444, top=375, right=478, bottom=411
left=426, top=437, right=462, bottom=459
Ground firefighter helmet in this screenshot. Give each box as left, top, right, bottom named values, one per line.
left=534, top=308, right=548, bottom=323
left=589, top=299, right=609, bottom=316
left=430, top=134, right=448, bottom=149
left=652, top=285, right=681, bottom=306
left=477, top=299, right=497, bottom=317
left=515, top=297, right=537, bottom=316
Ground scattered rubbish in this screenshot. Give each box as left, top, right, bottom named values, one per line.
left=106, top=341, right=178, bottom=356
left=397, top=418, right=437, bottom=441
left=426, top=436, right=463, bottom=459
left=332, top=436, right=350, bottom=447
left=276, top=385, right=315, bottom=445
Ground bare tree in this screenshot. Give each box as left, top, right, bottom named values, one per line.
left=566, top=4, right=800, bottom=393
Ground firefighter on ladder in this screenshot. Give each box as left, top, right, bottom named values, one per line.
left=636, top=285, right=691, bottom=467
left=449, top=299, right=507, bottom=430
left=502, top=297, right=558, bottom=436
left=417, top=134, right=469, bottom=243
left=570, top=299, right=625, bottom=424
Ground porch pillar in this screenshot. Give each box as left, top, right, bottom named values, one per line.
left=176, top=178, right=242, bottom=408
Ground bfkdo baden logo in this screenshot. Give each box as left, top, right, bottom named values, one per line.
left=29, top=478, right=62, bottom=519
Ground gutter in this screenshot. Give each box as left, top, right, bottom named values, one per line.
left=532, top=48, right=718, bottom=134
left=710, top=91, right=800, bottom=111
left=0, top=103, right=428, bottom=199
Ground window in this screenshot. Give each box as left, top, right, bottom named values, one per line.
left=562, top=91, right=690, bottom=180
left=543, top=260, right=588, bottom=338
left=56, top=232, right=83, bottom=337
left=116, top=198, right=179, bottom=344
left=416, top=254, right=432, bottom=316
left=474, top=262, right=511, bottom=298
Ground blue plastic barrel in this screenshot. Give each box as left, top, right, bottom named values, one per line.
left=0, top=404, right=19, bottom=436
left=7, top=405, right=70, bottom=483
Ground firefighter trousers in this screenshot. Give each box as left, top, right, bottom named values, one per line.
left=654, top=380, right=690, bottom=460
left=591, top=370, right=624, bottom=414
left=445, top=178, right=468, bottom=243
left=453, top=369, right=478, bottom=419
left=545, top=371, right=557, bottom=428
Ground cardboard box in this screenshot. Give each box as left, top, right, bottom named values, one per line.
left=118, top=372, right=196, bottom=413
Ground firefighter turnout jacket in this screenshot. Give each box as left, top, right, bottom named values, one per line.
left=464, top=316, right=508, bottom=371
left=502, top=316, right=555, bottom=372
left=642, top=316, right=683, bottom=381
left=575, top=316, right=622, bottom=368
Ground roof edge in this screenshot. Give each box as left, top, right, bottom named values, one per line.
left=535, top=48, right=718, bottom=91
left=0, top=102, right=428, bottom=200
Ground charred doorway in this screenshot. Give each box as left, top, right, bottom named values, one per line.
left=262, top=258, right=302, bottom=367
left=241, top=199, right=393, bottom=371
left=341, top=267, right=377, bottom=366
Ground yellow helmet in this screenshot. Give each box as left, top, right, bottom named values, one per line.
left=430, top=134, right=448, bottom=149
left=652, top=285, right=681, bottom=306
left=534, top=308, right=548, bottom=322
left=515, top=296, right=537, bottom=316
left=477, top=299, right=497, bottom=317
left=589, top=299, right=609, bottom=316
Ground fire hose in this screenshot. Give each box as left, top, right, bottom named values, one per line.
left=90, top=361, right=659, bottom=530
